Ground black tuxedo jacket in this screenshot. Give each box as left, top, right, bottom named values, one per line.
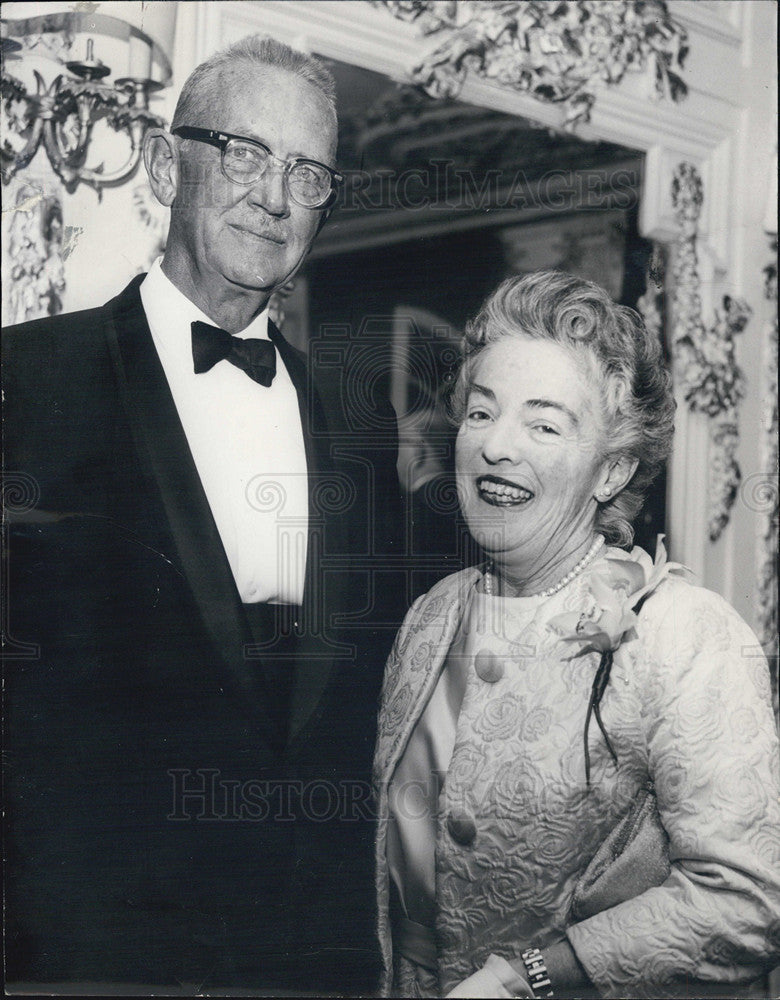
left=2, top=277, right=404, bottom=992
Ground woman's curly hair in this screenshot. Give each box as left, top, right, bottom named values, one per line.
left=447, top=269, right=676, bottom=548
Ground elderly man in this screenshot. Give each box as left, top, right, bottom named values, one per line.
left=3, top=36, right=401, bottom=994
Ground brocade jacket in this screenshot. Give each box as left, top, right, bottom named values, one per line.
left=373, top=562, right=780, bottom=998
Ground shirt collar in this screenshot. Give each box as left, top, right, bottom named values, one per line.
left=141, top=257, right=270, bottom=350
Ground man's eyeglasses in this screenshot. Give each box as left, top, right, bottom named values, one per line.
left=172, top=126, right=343, bottom=210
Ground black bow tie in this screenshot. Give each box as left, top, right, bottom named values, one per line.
left=191, top=320, right=277, bottom=387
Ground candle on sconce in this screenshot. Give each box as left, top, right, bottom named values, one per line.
left=128, top=32, right=152, bottom=81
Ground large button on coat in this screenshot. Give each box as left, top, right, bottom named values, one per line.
left=447, top=809, right=477, bottom=846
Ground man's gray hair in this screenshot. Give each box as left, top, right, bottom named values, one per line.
left=171, top=34, right=338, bottom=132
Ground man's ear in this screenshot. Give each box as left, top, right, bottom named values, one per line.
left=143, top=128, right=179, bottom=207
left=594, top=455, right=639, bottom=503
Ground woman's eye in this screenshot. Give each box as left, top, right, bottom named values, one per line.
left=534, top=423, right=560, bottom=435
left=466, top=408, right=490, bottom=422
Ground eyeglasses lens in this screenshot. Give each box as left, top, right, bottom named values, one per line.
left=223, top=140, right=266, bottom=181
left=223, top=139, right=331, bottom=208
left=289, top=163, right=331, bottom=207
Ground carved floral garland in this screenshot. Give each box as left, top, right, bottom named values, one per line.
left=372, top=0, right=688, bottom=128
left=670, top=163, right=751, bottom=542
left=756, top=241, right=778, bottom=714
left=7, top=182, right=66, bottom=323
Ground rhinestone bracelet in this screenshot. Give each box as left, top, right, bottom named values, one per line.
left=521, top=947, right=555, bottom=998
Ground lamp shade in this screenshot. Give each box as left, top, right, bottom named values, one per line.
left=4, top=1, right=176, bottom=83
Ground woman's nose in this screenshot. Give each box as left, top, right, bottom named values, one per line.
left=480, top=419, right=522, bottom=465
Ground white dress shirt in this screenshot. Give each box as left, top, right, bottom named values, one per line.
left=140, top=258, right=309, bottom=604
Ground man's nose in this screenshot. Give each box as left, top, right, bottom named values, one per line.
left=480, top=419, right=522, bottom=465
left=247, top=162, right=289, bottom=216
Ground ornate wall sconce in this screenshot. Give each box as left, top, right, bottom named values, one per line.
left=1, top=3, right=175, bottom=195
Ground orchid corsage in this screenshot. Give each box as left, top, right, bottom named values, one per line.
left=548, top=536, right=687, bottom=784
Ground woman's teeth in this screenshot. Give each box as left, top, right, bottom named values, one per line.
left=478, top=479, right=533, bottom=505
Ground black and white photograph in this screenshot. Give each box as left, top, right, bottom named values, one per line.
left=1, top=1, right=778, bottom=996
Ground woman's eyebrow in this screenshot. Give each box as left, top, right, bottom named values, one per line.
left=467, top=382, right=496, bottom=401
left=524, top=398, right=580, bottom=427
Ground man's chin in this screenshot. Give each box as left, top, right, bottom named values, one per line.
left=225, top=254, right=306, bottom=295
left=230, top=274, right=279, bottom=293
left=225, top=266, right=287, bottom=294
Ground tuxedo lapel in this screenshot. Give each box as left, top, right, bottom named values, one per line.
left=269, top=322, right=350, bottom=744
left=102, top=278, right=280, bottom=738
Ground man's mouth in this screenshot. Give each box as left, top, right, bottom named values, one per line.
left=231, top=224, right=285, bottom=245
left=477, top=475, right=534, bottom=507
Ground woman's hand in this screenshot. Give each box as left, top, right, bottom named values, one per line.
left=445, top=953, right=533, bottom=998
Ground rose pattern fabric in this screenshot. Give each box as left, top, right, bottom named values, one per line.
left=374, top=551, right=780, bottom=998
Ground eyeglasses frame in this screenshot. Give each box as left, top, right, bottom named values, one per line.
left=171, top=125, right=343, bottom=209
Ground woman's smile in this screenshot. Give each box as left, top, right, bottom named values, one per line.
left=476, top=474, right=534, bottom=506
left=456, top=334, right=610, bottom=587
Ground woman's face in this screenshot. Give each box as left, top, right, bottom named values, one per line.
left=456, top=334, right=612, bottom=578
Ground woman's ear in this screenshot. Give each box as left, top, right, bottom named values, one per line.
left=594, top=455, right=639, bottom=503
left=143, top=129, right=179, bottom=207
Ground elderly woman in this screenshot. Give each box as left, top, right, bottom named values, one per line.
left=373, top=270, right=780, bottom=998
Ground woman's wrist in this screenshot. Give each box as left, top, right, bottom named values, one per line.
left=519, top=947, right=554, bottom=997
left=509, top=939, right=591, bottom=996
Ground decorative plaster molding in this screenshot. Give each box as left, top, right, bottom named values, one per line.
left=671, top=162, right=750, bottom=543
left=6, top=181, right=65, bottom=324
left=670, top=0, right=743, bottom=47
left=371, top=0, right=689, bottom=129
left=755, top=241, right=778, bottom=688
left=132, top=181, right=168, bottom=271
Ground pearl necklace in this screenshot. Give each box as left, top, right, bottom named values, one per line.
left=483, top=535, right=604, bottom=599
